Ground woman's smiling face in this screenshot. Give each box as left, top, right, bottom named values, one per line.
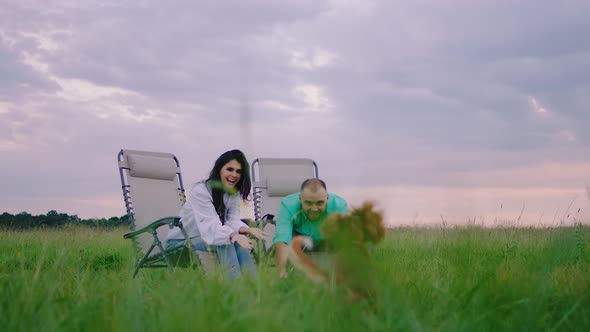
left=219, top=159, right=242, bottom=188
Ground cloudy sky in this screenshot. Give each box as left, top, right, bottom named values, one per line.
left=1, top=0, right=589, bottom=226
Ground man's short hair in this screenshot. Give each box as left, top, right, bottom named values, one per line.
left=300, top=178, right=327, bottom=193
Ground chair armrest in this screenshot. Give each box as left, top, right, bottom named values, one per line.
left=261, top=214, right=275, bottom=224
left=123, top=216, right=181, bottom=239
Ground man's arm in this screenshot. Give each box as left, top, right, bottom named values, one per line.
left=275, top=242, right=289, bottom=278
left=273, top=197, right=297, bottom=278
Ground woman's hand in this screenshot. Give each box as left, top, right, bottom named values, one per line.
left=231, top=233, right=254, bottom=250
left=247, top=227, right=267, bottom=240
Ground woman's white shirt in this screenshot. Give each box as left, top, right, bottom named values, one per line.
left=166, top=181, right=248, bottom=245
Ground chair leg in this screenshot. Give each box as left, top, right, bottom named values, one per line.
left=132, top=263, right=142, bottom=278
left=179, top=225, right=199, bottom=268
left=151, top=229, right=173, bottom=272
left=130, top=225, right=203, bottom=276
left=133, top=243, right=156, bottom=278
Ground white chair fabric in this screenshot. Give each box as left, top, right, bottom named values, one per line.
left=251, top=158, right=318, bottom=251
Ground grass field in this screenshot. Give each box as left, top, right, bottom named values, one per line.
left=1, top=224, right=589, bottom=331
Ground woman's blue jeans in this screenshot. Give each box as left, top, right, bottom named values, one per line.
left=166, top=237, right=255, bottom=280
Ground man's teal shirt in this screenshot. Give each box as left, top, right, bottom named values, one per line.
left=272, top=192, right=348, bottom=244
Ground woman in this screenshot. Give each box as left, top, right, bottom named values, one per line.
left=166, top=149, right=264, bottom=279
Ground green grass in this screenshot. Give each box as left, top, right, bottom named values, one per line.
left=1, top=225, right=589, bottom=331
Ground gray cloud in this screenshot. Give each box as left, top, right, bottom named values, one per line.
left=37, top=1, right=327, bottom=102
left=0, top=0, right=589, bottom=219
left=0, top=46, right=58, bottom=98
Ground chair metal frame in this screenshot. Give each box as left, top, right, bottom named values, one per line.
left=117, top=149, right=196, bottom=277
left=250, top=158, right=319, bottom=252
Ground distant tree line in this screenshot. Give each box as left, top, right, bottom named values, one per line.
left=0, top=210, right=131, bottom=230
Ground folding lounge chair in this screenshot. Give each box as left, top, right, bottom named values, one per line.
left=251, top=158, right=319, bottom=252
left=117, top=149, right=213, bottom=277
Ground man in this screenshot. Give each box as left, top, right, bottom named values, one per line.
left=273, top=178, right=348, bottom=278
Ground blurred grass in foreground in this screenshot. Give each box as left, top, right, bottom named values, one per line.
left=1, top=224, right=589, bottom=331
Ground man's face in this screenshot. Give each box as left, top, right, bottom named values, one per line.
left=300, top=187, right=328, bottom=221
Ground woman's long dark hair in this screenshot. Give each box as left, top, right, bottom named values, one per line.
left=207, top=149, right=251, bottom=223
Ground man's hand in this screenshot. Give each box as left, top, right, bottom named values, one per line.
left=231, top=234, right=254, bottom=250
